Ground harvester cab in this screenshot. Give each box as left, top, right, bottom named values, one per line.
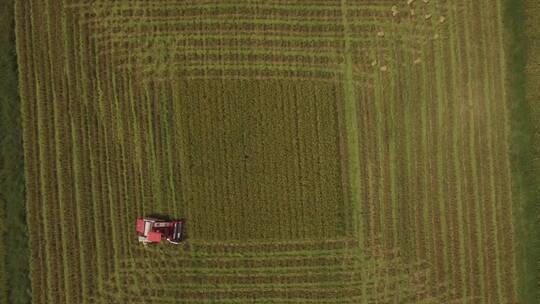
left=135, top=217, right=184, bottom=245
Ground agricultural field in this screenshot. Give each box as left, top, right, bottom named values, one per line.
left=0, top=0, right=30, bottom=303
left=11, top=0, right=537, bottom=303
left=515, top=0, right=540, bottom=302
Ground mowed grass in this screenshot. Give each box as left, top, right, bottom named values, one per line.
left=15, top=0, right=525, bottom=303
left=352, top=1, right=517, bottom=302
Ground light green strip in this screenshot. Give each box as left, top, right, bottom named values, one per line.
left=419, top=45, right=432, bottom=283
left=373, top=59, right=385, bottom=249
left=160, top=86, right=179, bottom=216
left=86, top=17, right=398, bottom=29
left=113, top=48, right=342, bottom=61
left=339, top=1, right=366, bottom=304
left=142, top=83, right=163, bottom=214
left=99, top=33, right=373, bottom=44
left=388, top=41, right=398, bottom=250
left=69, top=2, right=393, bottom=12
left=44, top=0, right=73, bottom=301
left=397, top=13, right=418, bottom=260
left=339, top=1, right=361, bottom=248
left=116, top=278, right=395, bottom=292
left=107, top=294, right=370, bottom=304
left=428, top=2, right=452, bottom=290
left=460, top=0, right=486, bottom=301
left=126, top=69, right=146, bottom=217
left=86, top=36, right=106, bottom=292
left=89, top=17, right=345, bottom=27
left=121, top=264, right=365, bottom=276
left=446, top=1, right=468, bottom=299
left=99, top=76, right=122, bottom=298
left=66, top=2, right=89, bottom=301
left=94, top=22, right=121, bottom=295
left=476, top=1, right=505, bottom=301
left=127, top=63, right=341, bottom=76
left=27, top=1, right=58, bottom=301
left=110, top=53, right=136, bottom=267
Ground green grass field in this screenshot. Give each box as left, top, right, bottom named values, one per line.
left=506, top=0, right=540, bottom=302
left=0, top=0, right=30, bottom=303
left=7, top=0, right=539, bottom=303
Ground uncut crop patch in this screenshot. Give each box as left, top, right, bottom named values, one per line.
left=16, top=0, right=517, bottom=303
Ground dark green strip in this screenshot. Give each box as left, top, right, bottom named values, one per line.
left=503, top=1, right=540, bottom=303
left=0, top=0, right=30, bottom=303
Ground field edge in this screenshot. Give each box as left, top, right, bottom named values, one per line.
left=0, top=0, right=31, bottom=303
left=502, top=0, right=540, bottom=303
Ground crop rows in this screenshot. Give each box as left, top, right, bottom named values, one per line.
left=354, top=0, right=517, bottom=302
left=67, top=0, right=444, bottom=83
left=94, top=246, right=446, bottom=303
left=16, top=0, right=518, bottom=303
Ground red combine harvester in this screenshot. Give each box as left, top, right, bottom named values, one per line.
left=136, top=217, right=185, bottom=245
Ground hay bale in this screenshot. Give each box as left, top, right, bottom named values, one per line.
left=392, top=6, right=399, bottom=17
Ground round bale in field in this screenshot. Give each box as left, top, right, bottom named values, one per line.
left=392, top=5, right=399, bottom=16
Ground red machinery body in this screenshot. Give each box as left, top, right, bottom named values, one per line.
left=136, top=217, right=184, bottom=244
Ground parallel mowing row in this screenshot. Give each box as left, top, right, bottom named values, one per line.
left=17, top=0, right=517, bottom=303
left=97, top=247, right=441, bottom=303
left=358, top=0, right=516, bottom=302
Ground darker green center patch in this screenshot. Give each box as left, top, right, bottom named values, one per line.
left=157, top=78, right=350, bottom=241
